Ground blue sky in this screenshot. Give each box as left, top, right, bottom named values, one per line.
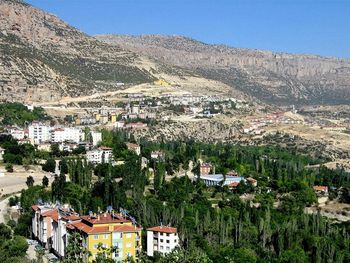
left=26, top=0, right=350, bottom=58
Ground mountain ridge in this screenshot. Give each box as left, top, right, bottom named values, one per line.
left=96, top=34, right=350, bottom=105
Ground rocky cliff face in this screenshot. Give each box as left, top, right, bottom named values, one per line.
left=96, top=34, right=350, bottom=105
left=0, top=0, right=154, bottom=103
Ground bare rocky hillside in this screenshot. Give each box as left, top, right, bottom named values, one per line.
left=0, top=0, right=155, bottom=103
left=96, top=34, right=350, bottom=105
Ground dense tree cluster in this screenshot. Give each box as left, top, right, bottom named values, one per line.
left=0, top=102, right=50, bottom=126
left=13, top=130, right=350, bottom=262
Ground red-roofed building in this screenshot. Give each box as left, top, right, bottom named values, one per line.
left=313, top=185, right=329, bottom=196
left=146, top=225, right=179, bottom=256
left=126, top=143, right=141, bottom=155
left=200, top=163, right=212, bottom=175
left=32, top=205, right=142, bottom=262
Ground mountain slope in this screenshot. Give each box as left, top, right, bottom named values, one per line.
left=0, top=0, right=155, bottom=103
left=96, top=34, right=350, bottom=105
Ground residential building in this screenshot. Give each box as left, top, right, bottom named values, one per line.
left=32, top=205, right=58, bottom=250
left=196, top=174, right=245, bottom=187
left=86, top=147, right=113, bottom=164
left=67, top=213, right=142, bottom=262
left=313, top=186, right=329, bottom=196
left=91, top=131, right=102, bottom=146
left=28, top=122, right=51, bottom=144
left=10, top=128, right=25, bottom=140
left=151, top=151, right=165, bottom=160
left=126, top=143, right=141, bottom=155
left=246, top=177, right=258, bottom=187
left=50, top=127, right=85, bottom=144
left=125, top=122, right=147, bottom=129
left=200, top=163, right=212, bottom=175
left=0, top=146, right=4, bottom=161
left=146, top=226, right=178, bottom=257
left=32, top=205, right=142, bottom=262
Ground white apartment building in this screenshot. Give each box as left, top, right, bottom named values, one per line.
left=146, top=226, right=179, bottom=257
left=28, top=122, right=51, bottom=144
left=86, top=147, right=113, bottom=164
left=32, top=204, right=80, bottom=259
left=50, top=127, right=85, bottom=144
left=90, top=131, right=102, bottom=146
left=32, top=205, right=57, bottom=250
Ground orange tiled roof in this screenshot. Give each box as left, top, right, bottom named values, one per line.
left=32, top=205, right=40, bottom=211
left=69, top=221, right=141, bottom=234
left=146, top=226, right=177, bottom=234
left=313, top=186, right=328, bottom=191
left=80, top=214, right=129, bottom=225
left=41, top=209, right=59, bottom=222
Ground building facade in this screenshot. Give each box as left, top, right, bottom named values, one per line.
left=86, top=147, right=113, bottom=164
left=146, top=226, right=178, bottom=257
left=28, top=122, right=51, bottom=144
left=32, top=205, right=142, bottom=262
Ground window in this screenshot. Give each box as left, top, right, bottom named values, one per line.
left=93, top=244, right=98, bottom=249
left=166, top=240, right=170, bottom=244
left=160, top=232, right=163, bottom=236
left=160, top=246, right=164, bottom=250
left=103, top=234, right=108, bottom=239
left=166, top=233, right=170, bottom=237
left=160, top=239, right=164, bottom=242
left=94, top=235, right=99, bottom=240
left=166, top=246, right=170, bottom=251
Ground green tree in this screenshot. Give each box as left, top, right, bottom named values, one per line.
left=63, top=232, right=90, bottom=263
left=42, top=176, right=49, bottom=188
left=26, top=176, right=34, bottom=187
left=42, top=158, right=56, bottom=173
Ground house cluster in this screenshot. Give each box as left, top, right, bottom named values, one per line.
left=5, top=122, right=85, bottom=146
left=31, top=204, right=178, bottom=262
left=243, top=112, right=303, bottom=135
left=197, top=162, right=257, bottom=189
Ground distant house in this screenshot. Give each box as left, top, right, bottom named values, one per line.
left=125, top=122, right=147, bottom=129
left=86, top=147, right=113, bottom=164
left=313, top=186, right=329, bottom=196
left=0, top=146, right=4, bottom=161
left=200, top=163, right=212, bottom=175
left=146, top=226, right=179, bottom=257
left=126, top=143, right=141, bottom=155
left=246, top=177, right=258, bottom=187
left=151, top=151, right=165, bottom=160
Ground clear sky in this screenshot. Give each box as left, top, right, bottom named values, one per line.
left=26, top=0, right=350, bottom=59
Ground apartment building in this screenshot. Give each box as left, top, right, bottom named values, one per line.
left=28, top=122, right=51, bottom=144
left=86, top=147, right=113, bottom=164
left=67, top=213, right=142, bottom=262
left=91, top=131, right=102, bottom=146
left=50, top=127, right=85, bottom=144
left=146, top=226, right=179, bottom=256
left=32, top=205, right=142, bottom=262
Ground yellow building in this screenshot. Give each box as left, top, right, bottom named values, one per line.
left=111, top=113, right=117, bottom=123
left=68, top=213, right=142, bottom=262
left=95, top=113, right=101, bottom=122
left=154, top=79, right=170, bottom=86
